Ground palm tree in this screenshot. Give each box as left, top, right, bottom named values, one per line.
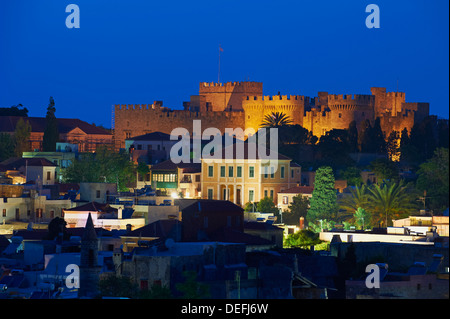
left=366, top=180, right=418, bottom=227
left=338, top=184, right=370, bottom=222
left=260, top=112, right=293, bottom=128
left=353, top=207, right=370, bottom=230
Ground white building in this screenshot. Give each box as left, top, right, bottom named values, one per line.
left=62, top=201, right=145, bottom=231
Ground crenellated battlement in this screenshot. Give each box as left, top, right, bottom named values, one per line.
left=115, top=104, right=243, bottom=119
left=115, top=102, right=164, bottom=111
left=244, top=95, right=305, bottom=102
left=386, top=91, right=405, bottom=98
left=328, top=94, right=375, bottom=103
left=200, top=81, right=263, bottom=88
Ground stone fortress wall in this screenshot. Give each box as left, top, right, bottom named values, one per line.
left=113, top=81, right=430, bottom=150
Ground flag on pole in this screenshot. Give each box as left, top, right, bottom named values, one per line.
left=219, top=46, right=223, bottom=52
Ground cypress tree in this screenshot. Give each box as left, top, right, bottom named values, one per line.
left=42, top=96, right=59, bottom=152
left=307, top=166, right=338, bottom=224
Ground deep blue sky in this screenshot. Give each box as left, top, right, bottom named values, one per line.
left=1, top=0, right=448, bottom=127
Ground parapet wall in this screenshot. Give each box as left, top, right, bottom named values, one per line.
left=200, top=81, right=263, bottom=92
left=242, top=95, right=306, bottom=132
left=198, top=81, right=263, bottom=112
left=328, top=94, right=375, bottom=110
left=114, top=104, right=245, bottom=149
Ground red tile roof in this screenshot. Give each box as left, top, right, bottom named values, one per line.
left=0, top=157, right=57, bottom=169
left=0, top=116, right=111, bottom=135
left=278, top=185, right=314, bottom=194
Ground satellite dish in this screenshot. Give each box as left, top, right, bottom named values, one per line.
left=165, top=238, right=175, bottom=249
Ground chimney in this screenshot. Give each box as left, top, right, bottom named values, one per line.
left=118, top=207, right=123, bottom=219
left=299, top=217, right=305, bottom=230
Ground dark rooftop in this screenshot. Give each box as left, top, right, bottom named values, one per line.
left=0, top=116, right=111, bottom=135
left=127, top=131, right=172, bottom=141
left=278, top=185, right=314, bottom=194
left=0, top=157, right=57, bottom=170
left=63, top=201, right=118, bottom=214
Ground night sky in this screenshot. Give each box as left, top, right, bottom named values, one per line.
left=1, top=0, right=448, bottom=128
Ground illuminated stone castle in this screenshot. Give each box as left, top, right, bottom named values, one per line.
left=113, top=81, right=429, bottom=150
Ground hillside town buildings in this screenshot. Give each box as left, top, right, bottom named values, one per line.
left=0, top=80, right=448, bottom=300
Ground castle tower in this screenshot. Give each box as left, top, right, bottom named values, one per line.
left=242, top=95, right=306, bottom=133
left=304, top=93, right=375, bottom=137
left=327, top=93, right=375, bottom=130
left=371, top=87, right=406, bottom=117
left=199, top=81, right=263, bottom=112
left=78, top=213, right=101, bottom=298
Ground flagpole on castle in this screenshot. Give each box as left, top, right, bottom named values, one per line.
left=218, top=45, right=223, bottom=83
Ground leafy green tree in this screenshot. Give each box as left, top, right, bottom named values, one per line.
left=415, top=148, right=449, bottom=212
left=284, top=229, right=322, bottom=248
left=358, top=118, right=386, bottom=154
left=371, top=117, right=387, bottom=154
left=0, top=104, right=28, bottom=116
left=136, top=161, right=150, bottom=183
left=43, top=96, right=59, bottom=152
left=13, top=117, right=31, bottom=156
left=62, top=146, right=136, bottom=191
left=400, top=117, right=438, bottom=165
left=367, top=181, right=418, bottom=227
left=0, top=133, right=15, bottom=161
left=347, top=120, right=359, bottom=153
left=176, top=271, right=210, bottom=299
left=98, top=275, right=138, bottom=298
left=278, top=124, right=317, bottom=145
left=45, top=217, right=71, bottom=241
left=277, top=125, right=317, bottom=164
left=317, top=129, right=353, bottom=169
left=307, top=166, right=338, bottom=224
left=338, top=166, right=363, bottom=187
left=386, top=130, right=400, bottom=161
left=139, top=284, right=173, bottom=299
left=353, top=207, right=371, bottom=230
left=243, top=201, right=258, bottom=212
left=369, top=158, right=399, bottom=182
left=358, top=119, right=372, bottom=153
left=257, top=196, right=278, bottom=215
left=437, top=119, right=449, bottom=149
left=260, top=112, right=293, bottom=128
left=399, top=128, right=415, bottom=163
left=283, top=194, right=309, bottom=225
left=308, top=219, right=335, bottom=232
